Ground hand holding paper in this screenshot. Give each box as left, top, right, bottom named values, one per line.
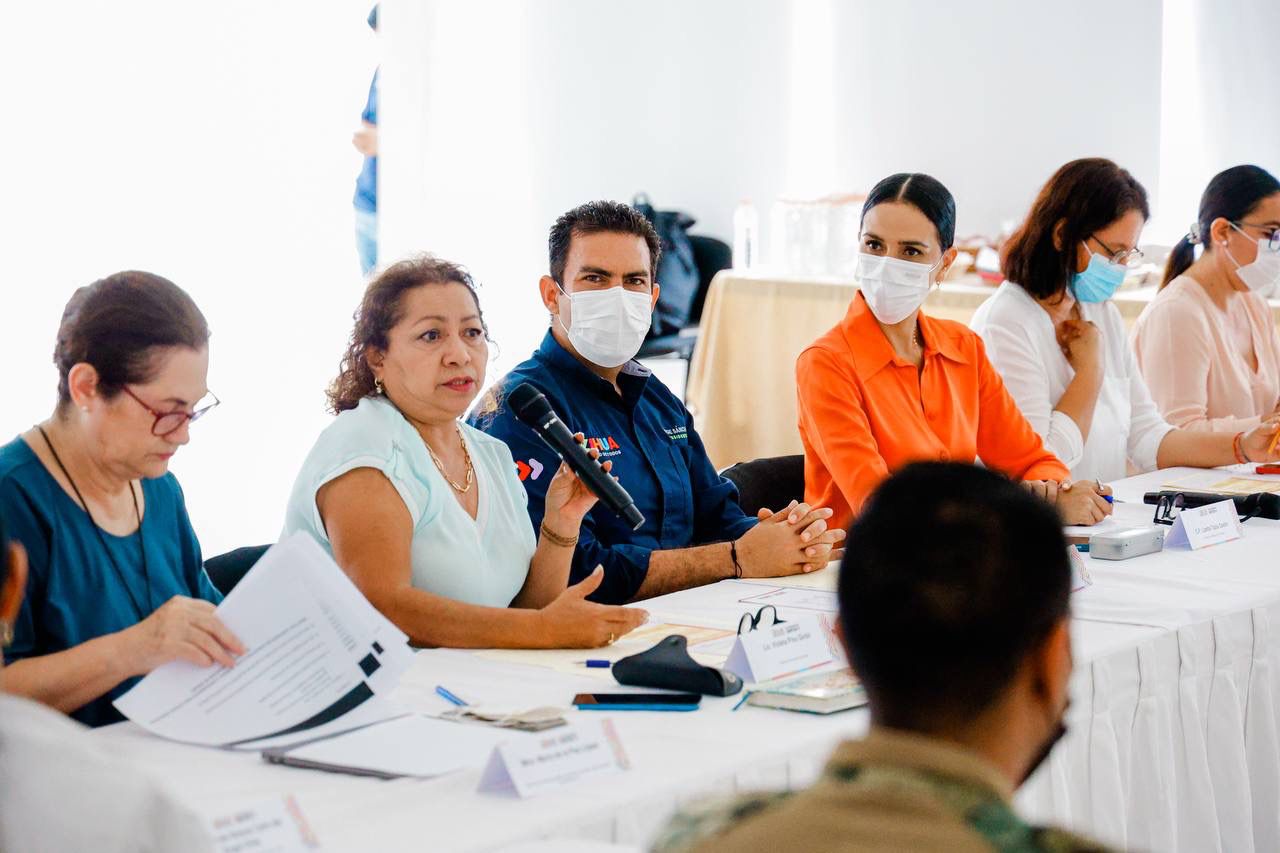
left=119, top=595, right=245, bottom=674
left=114, top=534, right=413, bottom=748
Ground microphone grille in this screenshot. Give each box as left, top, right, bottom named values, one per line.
left=508, top=382, right=553, bottom=424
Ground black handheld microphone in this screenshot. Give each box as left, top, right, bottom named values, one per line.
left=508, top=382, right=645, bottom=530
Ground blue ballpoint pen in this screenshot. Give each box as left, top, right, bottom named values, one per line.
left=435, top=685, right=470, bottom=707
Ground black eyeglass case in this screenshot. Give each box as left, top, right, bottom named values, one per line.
left=612, top=635, right=744, bottom=697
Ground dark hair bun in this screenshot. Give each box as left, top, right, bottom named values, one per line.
left=54, top=272, right=209, bottom=405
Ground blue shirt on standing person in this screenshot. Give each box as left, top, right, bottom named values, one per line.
left=353, top=69, right=377, bottom=215
left=471, top=331, right=757, bottom=604
left=352, top=4, right=380, bottom=275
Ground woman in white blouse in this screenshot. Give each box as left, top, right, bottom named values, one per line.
left=0, top=528, right=212, bottom=852
left=283, top=255, right=646, bottom=649
left=970, top=158, right=1280, bottom=484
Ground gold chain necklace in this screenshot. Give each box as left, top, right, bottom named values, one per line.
left=425, top=422, right=475, bottom=493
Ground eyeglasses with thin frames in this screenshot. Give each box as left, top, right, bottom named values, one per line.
left=1088, top=235, right=1145, bottom=269
left=1152, top=492, right=1184, bottom=525
left=737, top=604, right=785, bottom=635
left=1234, top=221, right=1280, bottom=253
left=122, top=386, right=221, bottom=437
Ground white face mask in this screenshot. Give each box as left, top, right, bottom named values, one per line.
left=556, top=284, right=653, bottom=368
left=856, top=252, right=938, bottom=324
left=1227, top=223, right=1280, bottom=296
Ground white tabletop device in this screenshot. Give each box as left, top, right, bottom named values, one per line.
left=1089, top=526, right=1166, bottom=560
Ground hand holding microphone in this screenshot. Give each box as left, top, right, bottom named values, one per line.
left=509, top=383, right=645, bottom=530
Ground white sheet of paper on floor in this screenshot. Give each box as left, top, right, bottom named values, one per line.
left=724, top=613, right=834, bottom=683
left=477, top=718, right=630, bottom=798
left=1164, top=499, right=1243, bottom=550
left=114, top=534, right=413, bottom=748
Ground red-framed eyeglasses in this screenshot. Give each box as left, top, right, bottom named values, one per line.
left=121, top=386, right=221, bottom=437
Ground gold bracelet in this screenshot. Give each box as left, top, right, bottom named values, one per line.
left=539, top=521, right=579, bottom=548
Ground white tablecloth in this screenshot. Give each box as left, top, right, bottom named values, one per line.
left=95, top=467, right=1280, bottom=851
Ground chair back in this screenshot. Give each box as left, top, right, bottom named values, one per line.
left=721, top=455, right=805, bottom=518
left=204, top=544, right=271, bottom=595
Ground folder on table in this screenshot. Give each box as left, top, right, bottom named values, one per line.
left=262, top=713, right=505, bottom=780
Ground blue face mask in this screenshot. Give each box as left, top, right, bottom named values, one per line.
left=1070, top=245, right=1127, bottom=303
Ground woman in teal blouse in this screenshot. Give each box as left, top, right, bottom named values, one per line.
left=0, top=272, right=242, bottom=727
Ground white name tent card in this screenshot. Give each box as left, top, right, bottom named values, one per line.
left=208, top=795, right=320, bottom=853
left=1068, top=546, right=1093, bottom=592
left=1165, top=499, right=1244, bottom=550
left=725, top=614, right=834, bottom=683
left=478, top=718, right=630, bottom=798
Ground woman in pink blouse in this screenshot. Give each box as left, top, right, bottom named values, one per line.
left=1133, top=165, right=1280, bottom=431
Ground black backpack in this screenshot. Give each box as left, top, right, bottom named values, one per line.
left=632, top=193, right=700, bottom=338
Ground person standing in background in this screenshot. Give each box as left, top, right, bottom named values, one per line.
left=352, top=5, right=380, bottom=276
left=1132, top=165, right=1280, bottom=431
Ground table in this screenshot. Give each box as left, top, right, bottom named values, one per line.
left=96, top=467, right=1280, bottom=851
left=686, top=271, right=1280, bottom=470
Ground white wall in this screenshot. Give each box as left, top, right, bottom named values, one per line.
left=0, top=1, right=378, bottom=556
left=824, top=0, right=1164, bottom=240
left=379, top=0, right=798, bottom=391
left=380, top=0, right=1165, bottom=397
left=1153, top=0, right=1280, bottom=242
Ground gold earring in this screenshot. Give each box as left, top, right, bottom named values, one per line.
left=374, top=377, right=384, bottom=395
left=0, top=619, right=12, bottom=648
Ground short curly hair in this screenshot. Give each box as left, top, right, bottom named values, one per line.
left=326, top=254, right=487, bottom=414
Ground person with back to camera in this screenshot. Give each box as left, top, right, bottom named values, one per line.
left=654, top=462, right=1112, bottom=852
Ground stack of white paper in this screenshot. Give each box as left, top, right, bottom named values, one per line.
left=114, top=534, right=413, bottom=749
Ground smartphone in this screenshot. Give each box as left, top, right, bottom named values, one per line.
left=572, top=692, right=701, bottom=711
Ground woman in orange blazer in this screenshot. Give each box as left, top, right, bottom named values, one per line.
left=796, top=173, right=1112, bottom=530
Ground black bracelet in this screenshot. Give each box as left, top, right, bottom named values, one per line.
left=729, top=540, right=743, bottom=579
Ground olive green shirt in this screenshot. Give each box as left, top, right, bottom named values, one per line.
left=652, top=728, right=1113, bottom=853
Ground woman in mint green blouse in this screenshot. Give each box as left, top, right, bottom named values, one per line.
left=284, top=255, right=646, bottom=649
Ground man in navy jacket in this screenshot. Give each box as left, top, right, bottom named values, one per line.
left=472, top=201, right=844, bottom=604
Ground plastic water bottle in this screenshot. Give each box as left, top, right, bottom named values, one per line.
left=732, top=200, right=759, bottom=270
